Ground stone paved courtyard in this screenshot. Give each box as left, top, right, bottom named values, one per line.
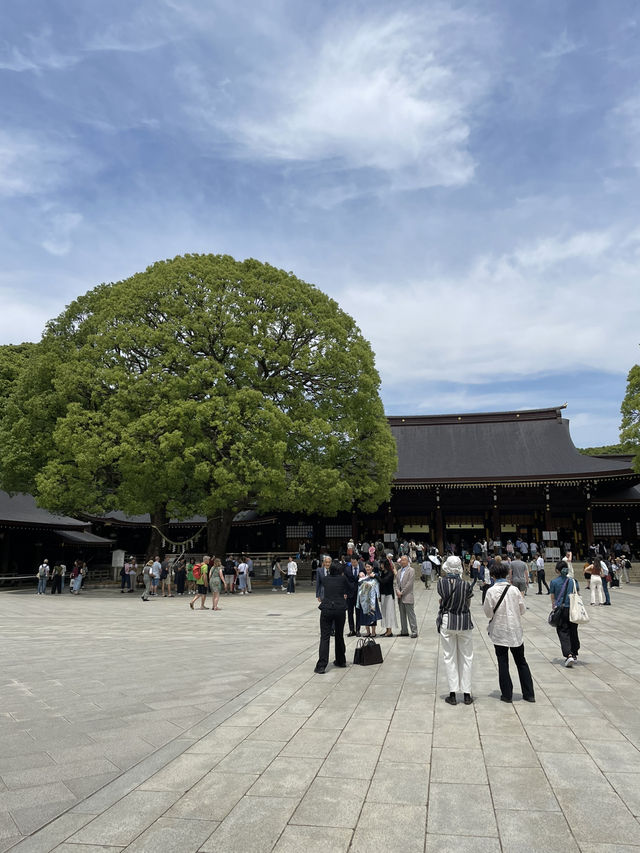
left=1, top=576, right=639, bottom=852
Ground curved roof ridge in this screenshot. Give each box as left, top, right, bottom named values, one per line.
left=388, top=405, right=566, bottom=427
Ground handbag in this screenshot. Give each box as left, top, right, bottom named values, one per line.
left=353, top=638, right=383, bottom=666
left=569, top=586, right=589, bottom=625
left=486, top=584, right=510, bottom=638
left=548, top=578, right=569, bottom=626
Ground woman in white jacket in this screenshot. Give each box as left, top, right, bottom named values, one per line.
left=483, top=561, right=535, bottom=703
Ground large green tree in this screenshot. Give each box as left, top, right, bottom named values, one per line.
left=0, top=254, right=397, bottom=555
left=621, top=363, right=640, bottom=472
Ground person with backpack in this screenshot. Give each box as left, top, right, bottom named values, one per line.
left=620, top=555, right=631, bottom=584
left=483, top=561, right=535, bottom=703
left=223, top=556, right=237, bottom=593
left=189, top=556, right=210, bottom=610
left=36, top=559, right=49, bottom=594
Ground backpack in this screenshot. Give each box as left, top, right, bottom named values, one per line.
left=193, top=563, right=202, bottom=581
left=160, top=566, right=168, bottom=580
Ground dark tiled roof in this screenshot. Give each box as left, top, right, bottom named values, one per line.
left=389, top=407, right=634, bottom=483
left=0, top=491, right=88, bottom=529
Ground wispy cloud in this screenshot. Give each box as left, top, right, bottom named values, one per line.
left=177, top=6, right=496, bottom=195
left=40, top=210, right=83, bottom=256
left=342, top=225, right=640, bottom=386
left=511, top=230, right=614, bottom=270
left=0, top=130, right=80, bottom=197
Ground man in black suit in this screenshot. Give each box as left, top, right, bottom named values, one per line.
left=343, top=552, right=362, bottom=636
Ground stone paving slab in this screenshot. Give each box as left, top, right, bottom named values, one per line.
left=1, top=580, right=640, bottom=851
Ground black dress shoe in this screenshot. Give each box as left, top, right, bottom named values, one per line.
left=333, top=660, right=347, bottom=668
left=523, top=696, right=536, bottom=703
left=500, top=696, right=513, bottom=703
left=314, top=667, right=326, bottom=674
left=463, top=693, right=473, bottom=705
left=399, top=633, right=410, bottom=637
left=444, top=693, right=457, bottom=705
left=347, top=631, right=356, bottom=637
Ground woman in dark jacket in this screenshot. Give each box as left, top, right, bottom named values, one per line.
left=378, top=556, right=397, bottom=637
left=315, top=561, right=348, bottom=674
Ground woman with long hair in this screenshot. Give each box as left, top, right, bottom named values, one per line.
left=209, top=557, right=225, bottom=610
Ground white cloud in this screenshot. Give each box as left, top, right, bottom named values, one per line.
left=0, top=281, right=59, bottom=344
left=41, top=211, right=83, bottom=256
left=511, top=231, right=613, bottom=270
left=541, top=31, right=581, bottom=61
left=178, top=6, right=495, bottom=193
left=0, top=28, right=81, bottom=73
left=341, top=227, right=640, bottom=386
left=0, top=130, right=101, bottom=200
left=0, top=131, right=73, bottom=197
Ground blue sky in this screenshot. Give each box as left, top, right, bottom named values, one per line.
left=1, top=0, right=639, bottom=447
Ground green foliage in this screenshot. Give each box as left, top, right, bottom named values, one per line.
left=621, top=363, right=640, bottom=473
left=579, top=444, right=633, bottom=456
left=0, top=254, right=397, bottom=547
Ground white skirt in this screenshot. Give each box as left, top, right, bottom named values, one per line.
left=380, top=594, right=398, bottom=630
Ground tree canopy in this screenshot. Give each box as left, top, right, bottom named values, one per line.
left=621, top=362, right=640, bottom=473
left=0, top=254, right=397, bottom=554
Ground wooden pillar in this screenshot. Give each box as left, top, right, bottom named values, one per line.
left=351, top=511, right=359, bottom=543
left=585, top=507, right=594, bottom=547
left=491, top=507, right=501, bottom=543
left=435, top=507, right=444, bottom=553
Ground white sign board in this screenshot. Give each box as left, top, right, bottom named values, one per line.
left=111, top=549, right=125, bottom=568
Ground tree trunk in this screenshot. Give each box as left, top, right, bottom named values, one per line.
left=207, top=508, right=236, bottom=557
left=147, top=504, right=168, bottom=559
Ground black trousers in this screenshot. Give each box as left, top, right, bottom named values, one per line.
left=50, top=576, right=62, bottom=594
left=537, top=570, right=549, bottom=593
left=317, top=611, right=346, bottom=670
left=346, top=596, right=360, bottom=633
left=556, top=608, right=580, bottom=658
left=494, top=644, right=535, bottom=701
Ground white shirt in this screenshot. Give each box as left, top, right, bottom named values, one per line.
left=536, top=556, right=544, bottom=570
left=483, top=582, right=526, bottom=647
left=287, top=560, right=298, bottom=576
left=237, top=562, right=248, bottom=576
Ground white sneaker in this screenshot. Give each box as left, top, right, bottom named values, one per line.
left=564, top=656, right=574, bottom=668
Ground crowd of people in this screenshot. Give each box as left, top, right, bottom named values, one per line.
left=32, top=536, right=633, bottom=708
left=311, top=541, right=627, bottom=704
left=35, top=558, right=89, bottom=595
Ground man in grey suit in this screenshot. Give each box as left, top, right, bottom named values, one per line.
left=395, top=555, right=418, bottom=637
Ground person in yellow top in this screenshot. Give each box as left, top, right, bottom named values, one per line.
left=190, top=556, right=210, bottom=610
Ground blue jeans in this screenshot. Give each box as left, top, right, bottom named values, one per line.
left=602, top=577, right=611, bottom=604
left=37, top=576, right=47, bottom=594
